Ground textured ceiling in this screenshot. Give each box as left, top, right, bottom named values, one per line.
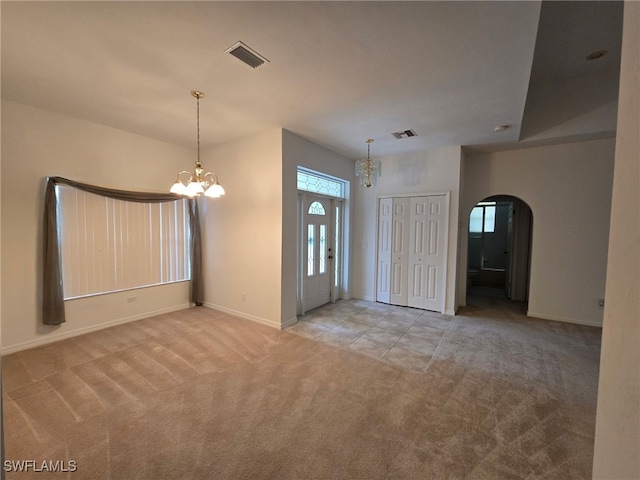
left=0, top=1, right=623, bottom=159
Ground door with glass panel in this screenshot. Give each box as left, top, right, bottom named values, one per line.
left=303, top=195, right=333, bottom=311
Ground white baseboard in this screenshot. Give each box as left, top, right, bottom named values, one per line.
left=2, top=303, right=192, bottom=355
left=281, top=316, right=298, bottom=329
left=203, top=302, right=285, bottom=330
left=527, top=310, right=603, bottom=328
left=351, top=292, right=375, bottom=302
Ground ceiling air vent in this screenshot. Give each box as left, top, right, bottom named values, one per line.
left=225, top=41, right=269, bottom=69
left=392, top=129, right=417, bottom=139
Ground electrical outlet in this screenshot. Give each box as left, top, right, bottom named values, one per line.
left=241, top=293, right=246, bottom=302
left=127, top=296, right=137, bottom=303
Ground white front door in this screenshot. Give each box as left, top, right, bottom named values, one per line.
left=303, top=195, right=333, bottom=311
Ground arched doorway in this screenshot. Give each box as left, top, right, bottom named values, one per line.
left=467, top=195, right=533, bottom=302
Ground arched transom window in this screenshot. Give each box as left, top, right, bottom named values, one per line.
left=308, top=201, right=326, bottom=216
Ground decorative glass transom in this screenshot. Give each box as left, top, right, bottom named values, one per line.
left=297, top=169, right=345, bottom=198
left=308, top=201, right=326, bottom=216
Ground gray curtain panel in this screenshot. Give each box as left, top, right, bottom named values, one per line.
left=43, top=176, right=203, bottom=325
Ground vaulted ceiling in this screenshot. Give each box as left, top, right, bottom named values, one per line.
left=1, top=1, right=624, bottom=159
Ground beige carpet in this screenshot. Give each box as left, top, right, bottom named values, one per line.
left=2, top=299, right=601, bottom=479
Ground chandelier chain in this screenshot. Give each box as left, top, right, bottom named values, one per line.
left=196, top=94, right=200, bottom=163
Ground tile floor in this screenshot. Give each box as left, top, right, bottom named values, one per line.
left=286, top=299, right=453, bottom=374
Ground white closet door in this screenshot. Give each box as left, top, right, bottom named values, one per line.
left=422, top=196, right=446, bottom=312
left=408, top=197, right=429, bottom=309
left=378, top=194, right=448, bottom=313
left=390, top=198, right=410, bottom=306
left=376, top=198, right=393, bottom=303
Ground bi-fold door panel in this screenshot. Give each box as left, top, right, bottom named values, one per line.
left=389, top=198, right=410, bottom=306
left=376, top=198, right=393, bottom=303
left=408, top=197, right=428, bottom=309
left=423, top=196, right=446, bottom=312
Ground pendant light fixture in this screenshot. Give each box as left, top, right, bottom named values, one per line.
left=355, top=138, right=381, bottom=188
left=170, top=91, right=225, bottom=198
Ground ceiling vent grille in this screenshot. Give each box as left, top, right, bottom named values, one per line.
left=225, top=41, right=269, bottom=69
left=392, top=129, right=417, bottom=139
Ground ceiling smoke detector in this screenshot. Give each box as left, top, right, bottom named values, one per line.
left=225, top=41, right=269, bottom=69
left=392, top=129, right=417, bottom=139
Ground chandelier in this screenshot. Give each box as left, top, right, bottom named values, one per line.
left=170, top=91, right=225, bottom=198
left=355, top=138, right=381, bottom=188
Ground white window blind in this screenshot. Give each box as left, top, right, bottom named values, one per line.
left=56, top=186, right=191, bottom=299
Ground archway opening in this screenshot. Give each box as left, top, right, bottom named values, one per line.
left=467, top=195, right=533, bottom=303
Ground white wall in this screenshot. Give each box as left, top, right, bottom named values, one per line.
left=593, top=2, right=639, bottom=477
left=351, top=146, right=462, bottom=315
left=199, top=129, right=285, bottom=328
left=200, top=129, right=352, bottom=329
left=282, top=130, right=354, bottom=322
left=520, top=69, right=619, bottom=143
left=1, top=101, right=193, bottom=353
left=455, top=148, right=466, bottom=309
left=462, top=138, right=615, bottom=326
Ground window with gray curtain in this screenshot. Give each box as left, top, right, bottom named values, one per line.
left=57, top=185, right=192, bottom=299
left=43, top=177, right=203, bottom=325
